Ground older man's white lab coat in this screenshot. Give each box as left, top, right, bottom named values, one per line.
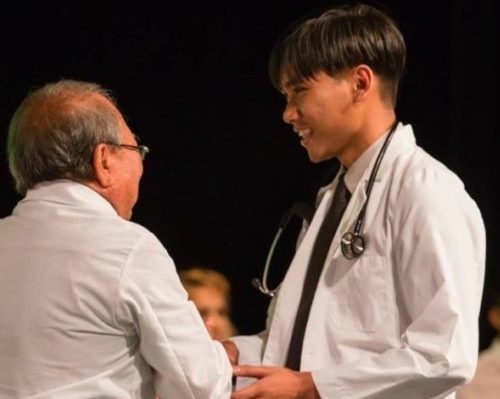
left=234, top=124, right=486, bottom=399
left=0, top=181, right=232, bottom=399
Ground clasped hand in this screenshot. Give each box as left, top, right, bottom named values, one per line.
left=231, top=365, right=319, bottom=399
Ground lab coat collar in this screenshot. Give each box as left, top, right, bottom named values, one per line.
left=335, top=123, right=416, bottom=237
left=17, top=179, right=118, bottom=217
left=344, top=122, right=415, bottom=193
left=344, top=127, right=392, bottom=194
left=315, top=123, right=415, bottom=206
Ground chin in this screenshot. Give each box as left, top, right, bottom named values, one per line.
left=307, top=151, right=335, bottom=164
left=119, top=208, right=133, bottom=220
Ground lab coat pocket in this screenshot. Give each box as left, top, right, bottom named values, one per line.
left=327, top=255, right=387, bottom=332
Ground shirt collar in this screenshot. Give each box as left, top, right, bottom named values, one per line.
left=20, top=179, right=118, bottom=217
left=344, top=128, right=392, bottom=194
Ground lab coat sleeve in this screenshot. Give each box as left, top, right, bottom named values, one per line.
left=114, top=230, right=232, bottom=399
left=231, top=331, right=268, bottom=389
left=312, top=166, right=486, bottom=399
left=232, top=284, right=280, bottom=365
left=232, top=332, right=267, bottom=366
left=231, top=292, right=278, bottom=388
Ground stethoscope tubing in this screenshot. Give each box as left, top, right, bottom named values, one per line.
left=255, top=121, right=399, bottom=296
left=252, top=226, right=284, bottom=297
left=351, top=121, right=398, bottom=236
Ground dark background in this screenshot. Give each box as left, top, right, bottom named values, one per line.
left=1, top=1, right=498, bottom=350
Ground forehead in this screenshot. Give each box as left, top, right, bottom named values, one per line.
left=91, top=92, right=119, bottom=113
left=279, top=64, right=327, bottom=90
left=279, top=67, right=302, bottom=88
left=116, top=116, right=135, bottom=143
left=189, top=286, right=225, bottom=301
left=280, top=67, right=353, bottom=92
left=92, top=94, right=137, bottom=142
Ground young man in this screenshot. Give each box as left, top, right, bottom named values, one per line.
left=0, top=80, right=232, bottom=398
left=226, top=4, right=486, bottom=399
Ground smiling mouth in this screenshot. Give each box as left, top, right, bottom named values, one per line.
left=293, top=127, right=312, bottom=145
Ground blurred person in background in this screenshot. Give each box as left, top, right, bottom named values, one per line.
left=180, top=266, right=237, bottom=340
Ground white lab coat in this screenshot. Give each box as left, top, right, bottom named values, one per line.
left=233, top=124, right=486, bottom=399
left=0, top=181, right=232, bottom=399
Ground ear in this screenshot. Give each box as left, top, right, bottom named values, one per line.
left=351, top=65, right=374, bottom=102
left=92, top=143, right=114, bottom=188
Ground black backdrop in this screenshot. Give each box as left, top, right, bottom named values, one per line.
left=1, top=0, right=498, bottom=350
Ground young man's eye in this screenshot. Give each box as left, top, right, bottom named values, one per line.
left=280, top=85, right=306, bottom=103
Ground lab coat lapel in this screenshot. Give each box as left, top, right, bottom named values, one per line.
left=262, top=182, right=335, bottom=366
left=262, top=173, right=367, bottom=366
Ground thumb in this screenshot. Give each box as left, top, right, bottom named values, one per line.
left=233, top=365, right=285, bottom=379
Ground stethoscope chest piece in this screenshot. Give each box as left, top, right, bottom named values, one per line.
left=341, top=227, right=365, bottom=259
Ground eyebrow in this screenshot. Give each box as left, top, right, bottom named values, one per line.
left=281, top=74, right=308, bottom=90
left=280, top=79, right=307, bottom=94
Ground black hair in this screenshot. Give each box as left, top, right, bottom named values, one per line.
left=269, top=3, right=406, bottom=105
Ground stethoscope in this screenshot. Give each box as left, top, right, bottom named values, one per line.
left=253, top=121, right=398, bottom=297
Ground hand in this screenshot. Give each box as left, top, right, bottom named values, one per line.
left=221, top=339, right=239, bottom=366
left=231, top=365, right=320, bottom=399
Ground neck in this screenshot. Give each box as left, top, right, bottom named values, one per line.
left=339, top=107, right=396, bottom=168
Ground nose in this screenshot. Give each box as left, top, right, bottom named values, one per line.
left=282, top=102, right=298, bottom=125
left=203, top=314, right=220, bottom=335
left=203, top=316, right=217, bottom=339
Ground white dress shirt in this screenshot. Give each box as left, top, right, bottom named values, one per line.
left=0, top=180, right=232, bottom=399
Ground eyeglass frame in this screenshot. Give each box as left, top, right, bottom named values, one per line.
left=103, top=142, right=150, bottom=160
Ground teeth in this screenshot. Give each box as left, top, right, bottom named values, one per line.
left=292, top=126, right=312, bottom=139
left=297, top=128, right=311, bottom=139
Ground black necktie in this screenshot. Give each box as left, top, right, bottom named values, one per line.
left=285, top=173, right=351, bottom=370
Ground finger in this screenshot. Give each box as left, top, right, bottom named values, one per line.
left=233, top=365, right=284, bottom=378
left=231, top=383, right=259, bottom=399
left=221, top=340, right=239, bottom=365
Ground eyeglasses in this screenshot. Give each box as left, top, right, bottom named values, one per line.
left=105, top=143, right=150, bottom=160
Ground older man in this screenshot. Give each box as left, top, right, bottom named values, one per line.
left=0, top=80, right=232, bottom=398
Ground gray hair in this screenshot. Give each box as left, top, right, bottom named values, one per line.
left=7, top=79, right=121, bottom=195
